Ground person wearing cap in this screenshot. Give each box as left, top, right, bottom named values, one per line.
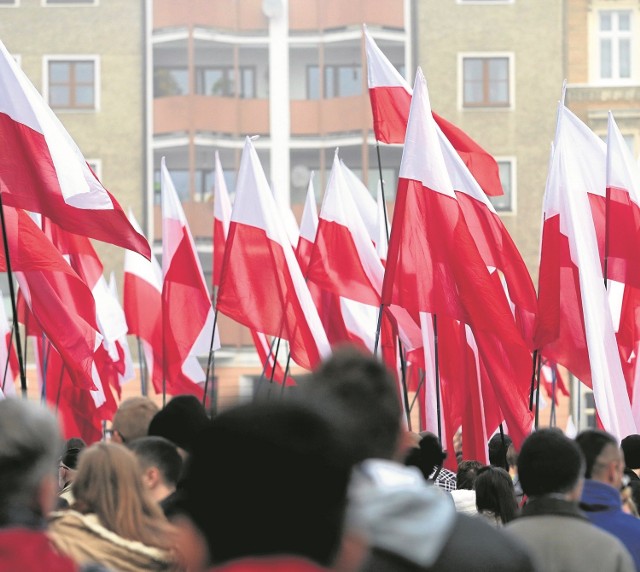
left=111, top=397, right=159, bottom=445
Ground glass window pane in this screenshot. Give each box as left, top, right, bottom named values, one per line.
left=154, top=68, right=188, bottom=97
left=489, top=58, right=508, bottom=81
left=307, top=65, right=320, bottom=100
left=489, top=162, right=512, bottom=211
left=337, top=66, right=361, bottom=97
left=75, top=86, right=94, bottom=106
left=75, top=62, right=94, bottom=83
left=49, top=86, right=70, bottom=107
left=324, top=66, right=335, bottom=98
left=619, top=38, right=631, bottom=78
left=241, top=68, right=255, bottom=98
left=601, top=39, right=612, bottom=78
left=49, top=62, right=69, bottom=82
left=464, top=81, right=483, bottom=104
left=464, top=59, right=483, bottom=81
left=600, top=12, right=612, bottom=31
left=489, top=81, right=508, bottom=104
left=171, top=170, right=190, bottom=201
left=618, top=11, right=631, bottom=31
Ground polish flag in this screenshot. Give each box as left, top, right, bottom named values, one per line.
left=250, top=330, right=294, bottom=386
left=162, top=159, right=219, bottom=395
left=535, top=104, right=636, bottom=439
left=6, top=207, right=100, bottom=391
left=340, top=161, right=379, bottom=246
left=0, top=41, right=150, bottom=258
left=123, top=212, right=165, bottom=394
left=382, top=69, right=533, bottom=446
left=363, top=26, right=503, bottom=197
left=108, top=273, right=134, bottom=387
left=216, top=137, right=330, bottom=371
left=213, top=151, right=232, bottom=288
left=296, top=174, right=318, bottom=275
left=438, top=122, right=537, bottom=348
left=376, top=182, right=389, bottom=263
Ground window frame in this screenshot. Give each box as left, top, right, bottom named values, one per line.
left=458, top=52, right=515, bottom=110
left=0, top=1, right=19, bottom=8
left=488, top=157, right=517, bottom=215
left=43, top=55, right=100, bottom=112
left=456, top=0, right=514, bottom=4
left=42, top=0, right=98, bottom=6
left=194, top=65, right=257, bottom=99
left=596, top=9, right=634, bottom=84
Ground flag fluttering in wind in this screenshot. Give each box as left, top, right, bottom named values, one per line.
left=162, top=159, right=218, bottom=396
left=382, top=68, right=533, bottom=446
left=535, top=104, right=636, bottom=440
left=363, top=26, right=503, bottom=197
left=0, top=285, right=18, bottom=396
left=0, top=41, right=150, bottom=258
left=216, top=137, right=330, bottom=371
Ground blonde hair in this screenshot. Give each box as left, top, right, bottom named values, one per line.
left=72, top=442, right=172, bottom=549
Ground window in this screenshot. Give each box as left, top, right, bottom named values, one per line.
left=0, top=1, right=18, bottom=6
left=46, top=58, right=97, bottom=110
left=154, top=168, right=221, bottom=203
left=462, top=56, right=510, bottom=107
left=306, top=64, right=362, bottom=99
left=488, top=159, right=515, bottom=213
left=195, top=66, right=256, bottom=98
left=45, top=0, right=97, bottom=4
left=86, top=159, right=101, bottom=181
left=154, top=67, right=188, bottom=97
left=599, top=10, right=632, bottom=81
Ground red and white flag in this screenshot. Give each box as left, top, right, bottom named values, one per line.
left=363, top=26, right=503, bottom=197
left=216, top=137, right=330, bottom=371
left=382, top=68, right=533, bottom=446
left=213, top=151, right=232, bottom=288
left=0, top=41, right=150, bottom=258
left=108, top=273, right=134, bottom=387
left=162, top=158, right=218, bottom=395
left=535, top=104, right=636, bottom=439
left=296, top=174, right=318, bottom=276
left=123, top=211, right=165, bottom=394
left=0, top=285, right=18, bottom=396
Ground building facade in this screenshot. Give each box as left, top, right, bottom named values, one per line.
left=0, top=0, right=148, bottom=276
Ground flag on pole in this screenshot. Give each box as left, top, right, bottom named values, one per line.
left=162, top=159, right=219, bottom=396
left=213, top=151, right=232, bottom=288
left=0, top=286, right=18, bottom=396
left=0, top=41, right=150, bottom=258
left=363, top=26, right=503, bottom=197
left=216, top=137, right=330, bottom=371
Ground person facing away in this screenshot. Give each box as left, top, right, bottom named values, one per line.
left=127, top=436, right=183, bottom=514
left=48, top=442, right=176, bottom=572
left=182, top=400, right=355, bottom=572
left=302, top=346, right=537, bottom=572
left=474, top=466, right=518, bottom=526
left=450, top=460, right=484, bottom=515
left=111, top=396, right=159, bottom=445
left=576, top=429, right=640, bottom=571
left=405, top=432, right=457, bottom=492
left=505, top=428, right=634, bottom=572
left=0, top=398, right=79, bottom=572
left=488, top=432, right=523, bottom=503
left=58, top=437, right=86, bottom=508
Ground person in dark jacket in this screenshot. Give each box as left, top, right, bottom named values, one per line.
left=576, top=429, right=640, bottom=571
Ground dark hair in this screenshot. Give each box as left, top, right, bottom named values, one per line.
left=184, top=401, right=353, bottom=567
left=575, top=430, right=618, bottom=478
left=518, top=429, right=584, bottom=496
left=488, top=433, right=513, bottom=470
left=60, top=438, right=86, bottom=470
left=127, top=436, right=183, bottom=487
left=303, top=346, right=401, bottom=463
left=457, top=460, right=484, bottom=490
left=475, top=466, right=518, bottom=524
left=148, top=395, right=209, bottom=453
left=405, top=432, right=446, bottom=480
left=621, top=435, right=640, bottom=470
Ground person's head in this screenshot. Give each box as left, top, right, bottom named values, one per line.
left=303, top=346, right=402, bottom=463
left=621, top=434, right=640, bottom=473
left=148, top=395, right=209, bottom=455
left=128, top=437, right=183, bottom=503
left=518, top=429, right=584, bottom=500
left=404, top=432, right=446, bottom=480
left=457, top=460, right=484, bottom=490
left=111, top=397, right=159, bottom=444
left=576, top=429, right=625, bottom=490
left=475, top=466, right=518, bottom=524
left=58, top=437, right=86, bottom=490
left=72, top=442, right=171, bottom=548
left=184, top=400, right=353, bottom=568
left=488, top=433, right=515, bottom=471
left=0, top=399, right=62, bottom=527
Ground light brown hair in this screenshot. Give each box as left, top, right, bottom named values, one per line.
left=111, top=397, right=159, bottom=443
left=72, top=442, right=172, bottom=549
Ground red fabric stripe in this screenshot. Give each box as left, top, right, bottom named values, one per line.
left=368, top=86, right=411, bottom=144
left=213, top=218, right=227, bottom=287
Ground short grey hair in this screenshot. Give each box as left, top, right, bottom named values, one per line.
left=0, top=398, right=61, bottom=526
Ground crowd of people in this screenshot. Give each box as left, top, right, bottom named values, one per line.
left=1, top=347, right=640, bottom=571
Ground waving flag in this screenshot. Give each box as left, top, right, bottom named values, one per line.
left=0, top=42, right=150, bottom=258
left=0, top=286, right=17, bottom=396
left=213, top=151, right=232, bottom=288
left=363, top=26, right=503, bottom=197
left=216, top=137, right=330, bottom=371
left=535, top=104, right=636, bottom=440
left=162, top=159, right=218, bottom=396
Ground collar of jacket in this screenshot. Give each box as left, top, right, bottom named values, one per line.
left=580, top=479, right=622, bottom=512
left=521, top=495, right=588, bottom=521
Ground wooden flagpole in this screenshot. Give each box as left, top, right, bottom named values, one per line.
left=0, top=192, right=27, bottom=397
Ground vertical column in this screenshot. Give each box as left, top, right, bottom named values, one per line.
left=266, top=0, right=290, bottom=204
